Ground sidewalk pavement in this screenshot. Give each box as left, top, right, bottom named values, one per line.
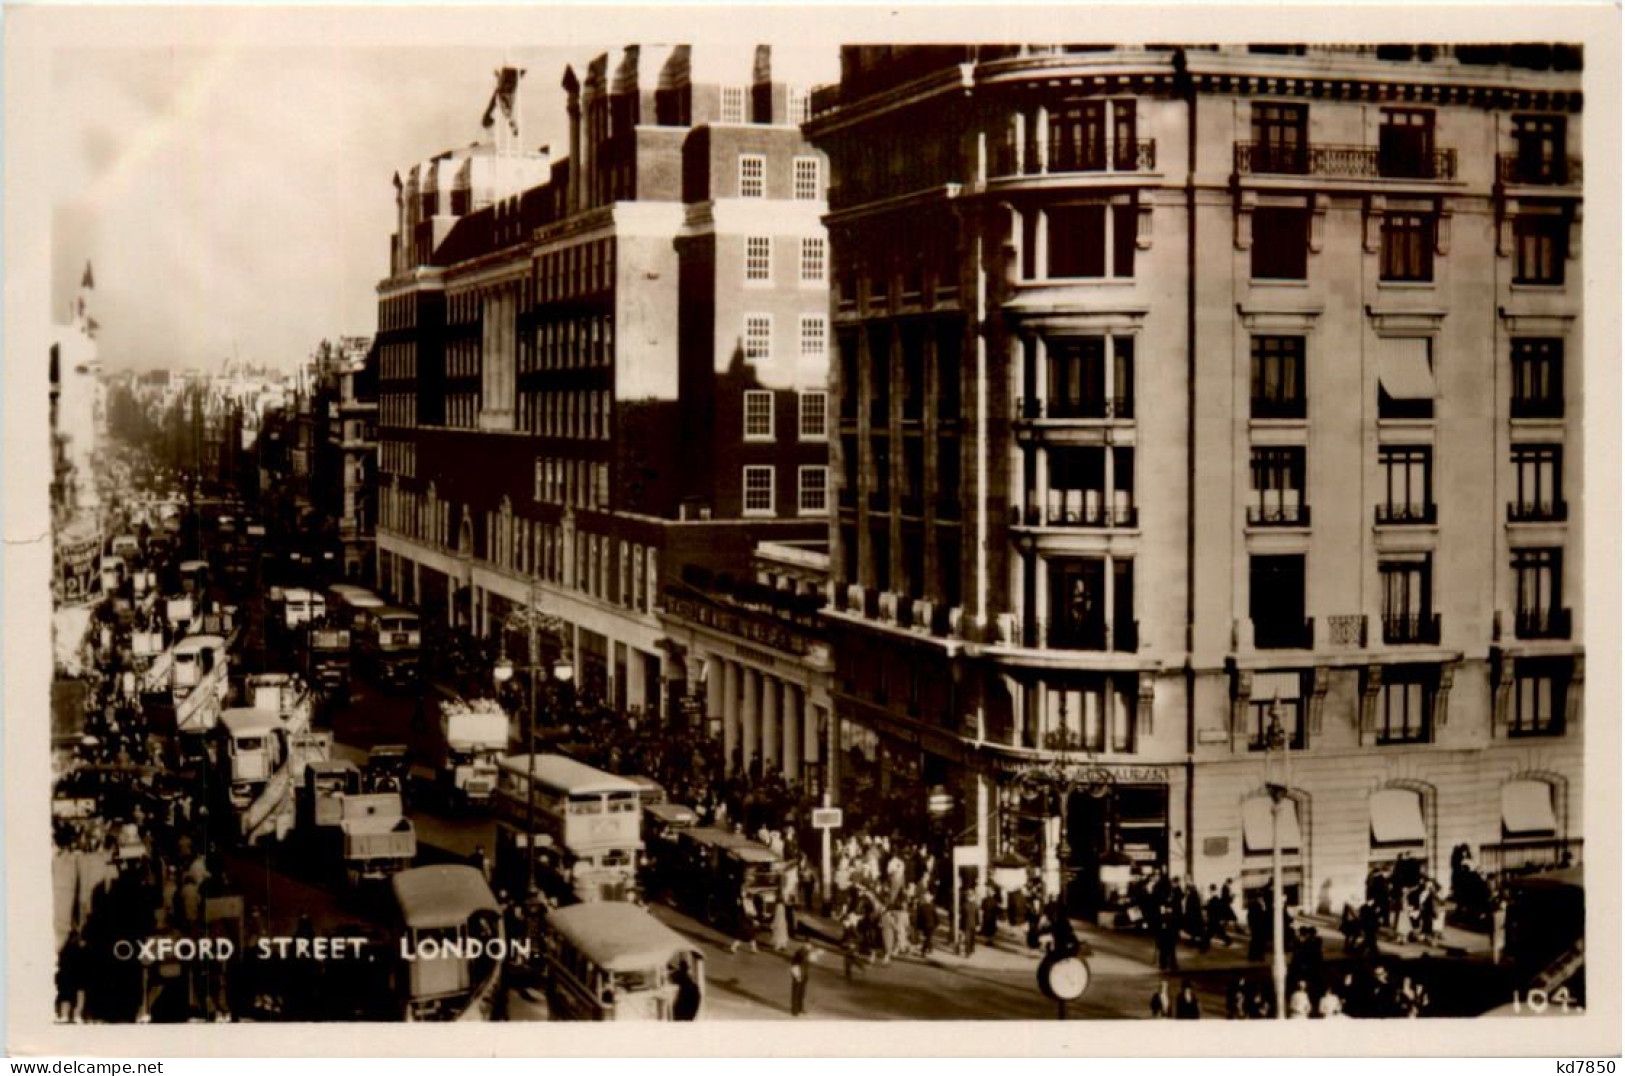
left=793, top=901, right=1491, bottom=981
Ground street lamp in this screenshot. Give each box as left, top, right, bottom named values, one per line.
left=498, top=581, right=573, bottom=905
left=1262, top=697, right=1293, bottom=1021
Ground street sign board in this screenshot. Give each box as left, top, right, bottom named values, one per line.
left=811, top=807, right=843, bottom=829
left=952, top=844, right=987, bottom=868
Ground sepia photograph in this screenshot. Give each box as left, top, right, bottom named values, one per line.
left=4, top=3, right=1619, bottom=1059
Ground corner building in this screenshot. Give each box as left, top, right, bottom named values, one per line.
left=375, top=46, right=834, bottom=717
left=807, top=44, right=1584, bottom=914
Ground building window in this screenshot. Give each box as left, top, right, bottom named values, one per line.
left=798, top=465, right=829, bottom=515
left=1510, top=115, right=1568, bottom=184
left=788, top=87, right=811, bottom=126
left=1378, top=108, right=1438, bottom=179
left=1249, top=447, right=1308, bottom=526
left=739, top=154, right=766, bottom=198
left=1377, top=667, right=1436, bottom=744
left=1381, top=211, right=1436, bottom=282
left=1510, top=444, right=1563, bottom=521
left=721, top=86, right=746, bottom=125
left=799, top=390, right=828, bottom=440
left=1513, top=547, right=1566, bottom=638
left=799, top=315, right=827, bottom=361
left=800, top=237, right=826, bottom=282
left=745, top=236, right=772, bottom=282
left=1511, top=338, right=1564, bottom=418
left=1041, top=336, right=1134, bottom=419
left=1249, top=554, right=1308, bottom=650
left=1380, top=555, right=1437, bottom=645
left=743, top=390, right=774, bottom=440
left=1513, top=211, right=1568, bottom=285
left=1249, top=102, right=1309, bottom=174
left=743, top=465, right=775, bottom=515
left=1044, top=202, right=1136, bottom=279
left=1248, top=671, right=1306, bottom=750
left=1376, top=446, right=1433, bottom=524
left=1252, top=207, right=1310, bottom=280
left=1511, top=658, right=1569, bottom=737
left=1037, top=674, right=1137, bottom=754
left=1250, top=336, right=1306, bottom=419
left=794, top=157, right=821, bottom=200
left=744, top=315, right=772, bottom=363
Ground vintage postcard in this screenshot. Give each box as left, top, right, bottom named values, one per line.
left=4, top=2, right=1619, bottom=1058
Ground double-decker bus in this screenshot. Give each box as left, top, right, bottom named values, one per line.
left=492, top=754, right=643, bottom=904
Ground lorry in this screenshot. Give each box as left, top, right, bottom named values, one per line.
left=214, top=695, right=326, bottom=845
left=334, top=793, right=417, bottom=886
left=428, top=700, right=509, bottom=810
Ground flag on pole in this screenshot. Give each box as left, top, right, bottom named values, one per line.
left=482, top=66, right=524, bottom=137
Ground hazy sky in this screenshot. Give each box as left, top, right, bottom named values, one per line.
left=51, top=44, right=609, bottom=373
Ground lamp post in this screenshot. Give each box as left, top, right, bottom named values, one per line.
left=497, top=580, right=573, bottom=904
left=1263, top=699, right=1292, bottom=1020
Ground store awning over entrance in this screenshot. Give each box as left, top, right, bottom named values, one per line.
left=1376, top=338, right=1437, bottom=400
left=1242, top=795, right=1302, bottom=854
left=1502, top=780, right=1558, bottom=836
left=1369, top=788, right=1426, bottom=845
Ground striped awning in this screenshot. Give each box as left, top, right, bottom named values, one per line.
left=1502, top=780, right=1557, bottom=837
left=1242, top=795, right=1302, bottom=854
left=1370, top=788, right=1426, bottom=845
left=1376, top=338, right=1436, bottom=400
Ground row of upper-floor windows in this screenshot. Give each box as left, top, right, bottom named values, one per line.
left=534, top=456, right=611, bottom=512
left=446, top=338, right=481, bottom=380
left=835, top=321, right=965, bottom=423
left=743, top=464, right=828, bottom=517
left=381, top=394, right=416, bottom=429
left=378, top=439, right=416, bottom=478
left=380, top=343, right=417, bottom=381
left=540, top=239, right=616, bottom=303
left=735, top=154, right=824, bottom=201
left=525, top=315, right=614, bottom=373
left=379, top=296, right=417, bottom=331
left=445, top=393, right=479, bottom=429
left=742, top=390, right=827, bottom=442
left=519, top=390, right=612, bottom=441
left=743, top=236, right=826, bottom=284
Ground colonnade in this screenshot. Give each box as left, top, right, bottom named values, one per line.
left=702, top=654, right=826, bottom=781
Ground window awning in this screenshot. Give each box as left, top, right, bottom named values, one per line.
left=1376, top=338, right=1437, bottom=400
left=1502, top=780, right=1558, bottom=837
left=1242, top=795, right=1302, bottom=854
left=1252, top=671, right=1302, bottom=702
left=1370, top=788, right=1426, bottom=845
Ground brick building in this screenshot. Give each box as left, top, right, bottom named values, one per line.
left=374, top=47, right=835, bottom=719
left=807, top=44, right=1584, bottom=912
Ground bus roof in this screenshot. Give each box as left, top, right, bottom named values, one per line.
left=498, top=754, right=641, bottom=796
left=172, top=634, right=225, bottom=654
left=375, top=606, right=419, bottom=621
left=644, top=802, right=698, bottom=826
left=219, top=708, right=281, bottom=736
left=282, top=588, right=314, bottom=601
left=392, top=866, right=499, bottom=930
left=1507, top=866, right=1583, bottom=891
left=684, top=827, right=779, bottom=863
left=546, top=903, right=692, bottom=973
left=180, top=560, right=209, bottom=572
left=327, top=584, right=371, bottom=599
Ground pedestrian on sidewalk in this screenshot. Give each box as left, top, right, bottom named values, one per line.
left=1156, top=907, right=1180, bottom=972
left=1206, top=886, right=1232, bottom=947
left=788, top=944, right=811, bottom=1017
left=1288, top=979, right=1312, bottom=1019
left=916, top=895, right=939, bottom=957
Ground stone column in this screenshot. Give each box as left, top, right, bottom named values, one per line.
left=626, top=646, right=647, bottom=718
left=742, top=667, right=761, bottom=773
left=723, top=660, right=740, bottom=771
left=705, top=655, right=724, bottom=733
left=781, top=682, right=802, bottom=779
left=761, top=675, right=780, bottom=771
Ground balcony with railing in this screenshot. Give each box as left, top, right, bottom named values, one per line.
left=1234, top=142, right=1457, bottom=181
left=1247, top=502, right=1311, bottom=527
left=992, top=135, right=1157, bottom=180
left=1497, top=154, right=1583, bottom=188
left=1382, top=612, right=1442, bottom=646
left=1011, top=499, right=1137, bottom=529
left=1015, top=395, right=1134, bottom=422
left=1507, top=499, right=1568, bottom=524
left=1374, top=502, right=1437, bottom=526
left=1515, top=607, right=1572, bottom=640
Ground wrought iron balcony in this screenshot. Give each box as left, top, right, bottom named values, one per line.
left=1507, top=500, right=1568, bottom=523
left=1374, top=502, right=1437, bottom=526
left=992, top=136, right=1158, bottom=179
left=1497, top=154, right=1583, bottom=187
left=1012, top=500, right=1138, bottom=528
left=1382, top=612, right=1442, bottom=646
left=1516, top=607, right=1572, bottom=640
left=1247, top=503, right=1311, bottom=527
left=1234, top=142, right=1457, bottom=180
